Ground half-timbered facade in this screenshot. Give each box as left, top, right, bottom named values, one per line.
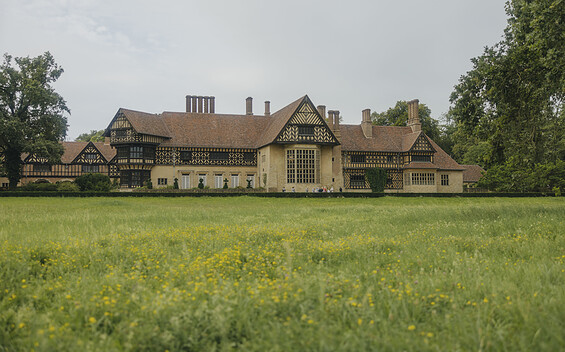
left=1, top=95, right=464, bottom=192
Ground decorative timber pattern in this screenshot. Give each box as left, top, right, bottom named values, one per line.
left=411, top=134, right=435, bottom=152
left=276, top=101, right=338, bottom=144
left=156, top=147, right=257, bottom=166
left=73, top=145, right=106, bottom=164
left=24, top=154, right=49, bottom=164
left=342, top=151, right=400, bottom=169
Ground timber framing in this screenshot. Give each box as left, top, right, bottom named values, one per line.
left=1, top=94, right=465, bottom=192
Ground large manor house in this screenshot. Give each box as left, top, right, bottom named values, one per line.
left=2, top=94, right=467, bottom=192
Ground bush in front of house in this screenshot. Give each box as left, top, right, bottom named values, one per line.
left=74, top=173, right=112, bottom=192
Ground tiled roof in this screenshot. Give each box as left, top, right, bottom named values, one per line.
left=60, top=142, right=116, bottom=163
left=159, top=112, right=270, bottom=149
left=103, top=95, right=463, bottom=171
left=461, top=164, right=485, bottom=182
left=340, top=125, right=410, bottom=152
left=257, top=96, right=305, bottom=147
left=340, top=125, right=462, bottom=171
left=119, top=109, right=171, bottom=138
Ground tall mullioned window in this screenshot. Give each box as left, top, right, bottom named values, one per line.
left=286, top=149, right=320, bottom=184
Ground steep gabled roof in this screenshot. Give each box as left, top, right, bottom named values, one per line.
left=62, top=142, right=116, bottom=163
left=159, top=112, right=270, bottom=149
left=257, top=95, right=306, bottom=147
left=104, top=109, right=171, bottom=138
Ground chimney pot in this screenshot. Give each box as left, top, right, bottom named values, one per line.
left=210, top=96, right=215, bottom=113
left=246, top=97, right=253, bottom=115
left=197, top=96, right=204, bottom=113
left=265, top=101, right=270, bottom=116
left=186, top=95, right=192, bottom=113
left=204, top=97, right=209, bottom=113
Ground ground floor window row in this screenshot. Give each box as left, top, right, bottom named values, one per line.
left=403, top=173, right=450, bottom=186
left=147, top=173, right=256, bottom=189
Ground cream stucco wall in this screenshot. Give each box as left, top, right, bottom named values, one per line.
left=402, top=169, right=463, bottom=193
left=150, top=165, right=258, bottom=189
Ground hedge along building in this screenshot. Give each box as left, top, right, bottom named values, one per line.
left=103, top=94, right=464, bottom=192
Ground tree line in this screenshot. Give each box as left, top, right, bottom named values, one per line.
left=1, top=0, right=563, bottom=192
left=372, top=0, right=564, bottom=192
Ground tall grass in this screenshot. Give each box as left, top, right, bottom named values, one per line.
left=0, top=197, right=564, bottom=351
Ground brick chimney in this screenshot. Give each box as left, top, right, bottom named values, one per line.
left=361, top=108, right=372, bottom=138
left=265, top=101, right=270, bottom=116
left=246, top=97, right=253, bottom=115
left=318, top=105, right=330, bottom=129
left=186, top=95, right=215, bottom=113
left=329, top=110, right=341, bottom=141
left=407, top=99, right=421, bottom=133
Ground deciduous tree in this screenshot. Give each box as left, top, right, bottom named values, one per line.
left=0, top=52, right=69, bottom=189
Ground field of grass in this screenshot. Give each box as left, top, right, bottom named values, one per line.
left=1, top=197, right=564, bottom=351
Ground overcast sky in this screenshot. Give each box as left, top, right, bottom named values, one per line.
left=1, top=0, right=508, bottom=140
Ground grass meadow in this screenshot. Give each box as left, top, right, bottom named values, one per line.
left=0, top=197, right=564, bottom=351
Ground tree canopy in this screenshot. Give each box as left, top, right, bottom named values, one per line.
left=371, top=100, right=448, bottom=151
left=449, top=0, right=564, bottom=192
left=0, top=52, right=69, bottom=189
left=76, top=129, right=105, bottom=142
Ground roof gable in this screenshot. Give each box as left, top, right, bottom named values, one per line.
left=271, top=96, right=339, bottom=145
left=409, top=133, right=436, bottom=152
left=104, top=109, right=171, bottom=139
left=72, top=142, right=109, bottom=164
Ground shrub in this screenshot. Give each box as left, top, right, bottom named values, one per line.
left=198, top=178, right=204, bottom=189
left=366, top=168, right=387, bottom=193
left=20, top=181, right=58, bottom=191
left=223, top=178, right=229, bottom=189
left=57, top=181, right=80, bottom=192
left=74, top=173, right=112, bottom=192
left=173, top=178, right=179, bottom=189
left=145, top=179, right=153, bottom=189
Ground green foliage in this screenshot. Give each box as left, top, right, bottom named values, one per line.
left=198, top=178, right=204, bottom=189
left=366, top=168, right=387, bottom=193
left=478, top=158, right=565, bottom=192
left=19, top=180, right=58, bottom=191
left=246, top=179, right=252, bottom=189
left=145, top=179, right=153, bottom=189
left=173, top=178, right=179, bottom=189
left=74, top=173, right=112, bottom=192
left=223, top=178, right=228, bottom=189
left=449, top=0, right=565, bottom=188
left=371, top=100, right=441, bottom=141
left=75, top=130, right=105, bottom=142
left=56, top=181, right=80, bottom=192
left=0, top=52, right=69, bottom=189
left=1, top=198, right=564, bottom=351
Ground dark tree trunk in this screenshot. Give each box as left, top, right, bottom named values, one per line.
left=4, top=147, right=22, bottom=190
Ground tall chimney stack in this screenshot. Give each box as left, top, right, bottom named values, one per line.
left=317, top=105, right=329, bottom=128
left=186, top=95, right=192, bottom=113
left=210, top=96, right=215, bottom=113
left=407, top=99, right=421, bottom=133
left=246, top=97, right=253, bottom=115
left=332, top=110, right=341, bottom=141
left=203, top=97, right=209, bottom=113
left=264, top=101, right=271, bottom=116
left=197, top=97, right=204, bottom=113
left=361, top=108, right=372, bottom=138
